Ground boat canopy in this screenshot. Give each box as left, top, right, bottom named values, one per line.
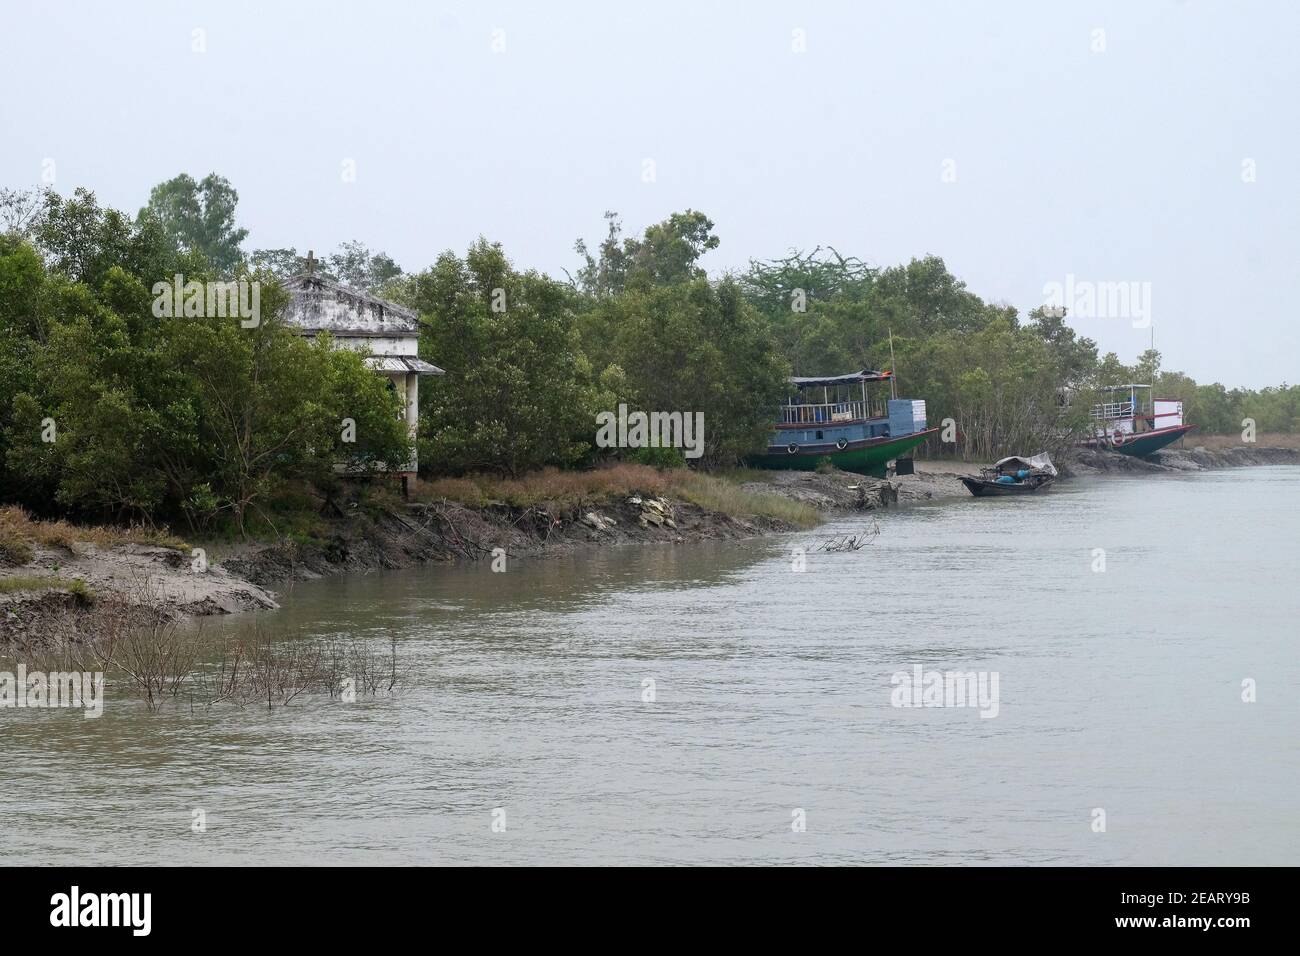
left=789, top=369, right=891, bottom=388
left=993, top=453, right=1057, bottom=476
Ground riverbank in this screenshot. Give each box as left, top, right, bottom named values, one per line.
left=0, top=505, right=279, bottom=652
left=0, top=469, right=815, bottom=649
left=1064, top=443, right=1300, bottom=474
left=3, top=444, right=1297, bottom=649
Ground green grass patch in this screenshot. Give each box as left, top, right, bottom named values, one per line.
left=0, top=574, right=95, bottom=604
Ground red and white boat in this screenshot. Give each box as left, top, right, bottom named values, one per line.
left=1076, top=384, right=1195, bottom=457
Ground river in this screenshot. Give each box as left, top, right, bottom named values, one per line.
left=3, top=467, right=1298, bottom=865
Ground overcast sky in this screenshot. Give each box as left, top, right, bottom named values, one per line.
left=3, top=0, right=1296, bottom=388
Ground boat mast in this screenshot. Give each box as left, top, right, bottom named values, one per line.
left=888, top=328, right=898, bottom=400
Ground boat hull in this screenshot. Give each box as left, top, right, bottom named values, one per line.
left=1078, top=424, right=1195, bottom=458
left=960, top=475, right=1055, bottom=497
left=749, top=427, right=939, bottom=477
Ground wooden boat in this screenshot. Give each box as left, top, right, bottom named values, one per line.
left=960, top=454, right=1057, bottom=497
left=746, top=370, right=938, bottom=478
left=1075, top=384, right=1195, bottom=457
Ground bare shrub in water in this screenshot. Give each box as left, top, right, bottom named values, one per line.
left=16, top=579, right=403, bottom=710
left=196, top=628, right=400, bottom=708
left=78, top=596, right=197, bottom=711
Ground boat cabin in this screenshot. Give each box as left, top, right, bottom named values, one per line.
left=750, top=370, right=934, bottom=476
left=1090, top=384, right=1184, bottom=438
left=777, top=370, right=926, bottom=442
left=1076, top=383, right=1194, bottom=456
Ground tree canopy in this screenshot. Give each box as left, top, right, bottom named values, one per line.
left=1, top=176, right=1295, bottom=533
left=139, top=173, right=249, bottom=273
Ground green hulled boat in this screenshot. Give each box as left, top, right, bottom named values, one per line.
left=747, top=370, right=937, bottom=478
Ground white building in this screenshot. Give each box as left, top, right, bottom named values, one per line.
left=282, top=273, right=443, bottom=490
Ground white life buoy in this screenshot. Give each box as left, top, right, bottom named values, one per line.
left=787, top=443, right=799, bottom=454
left=835, top=438, right=848, bottom=450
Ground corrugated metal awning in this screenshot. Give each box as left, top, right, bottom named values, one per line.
left=404, top=357, right=445, bottom=375
left=789, top=369, right=890, bottom=388
left=364, top=356, right=445, bottom=376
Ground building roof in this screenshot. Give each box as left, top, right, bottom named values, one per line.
left=365, top=356, right=445, bottom=376
left=282, top=274, right=418, bottom=336
left=789, top=369, right=891, bottom=388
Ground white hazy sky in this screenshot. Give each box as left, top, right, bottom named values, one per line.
left=3, top=0, right=1297, bottom=388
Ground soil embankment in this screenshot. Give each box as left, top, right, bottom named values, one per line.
left=2, top=494, right=793, bottom=648
left=1064, top=444, right=1300, bottom=475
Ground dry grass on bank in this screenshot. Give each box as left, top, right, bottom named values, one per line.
left=1186, top=433, right=1300, bottom=451
left=416, top=464, right=821, bottom=528
left=0, top=506, right=188, bottom=567
left=416, top=464, right=669, bottom=509
left=672, top=472, right=820, bottom=527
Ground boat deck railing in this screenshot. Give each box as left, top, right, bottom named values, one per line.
left=1091, top=401, right=1142, bottom=421
left=780, top=399, right=882, bottom=425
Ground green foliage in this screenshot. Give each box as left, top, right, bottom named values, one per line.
left=139, top=173, right=248, bottom=273
left=247, top=247, right=305, bottom=278
left=326, top=240, right=404, bottom=292
left=573, top=214, right=789, bottom=466
left=741, top=249, right=1009, bottom=380
left=899, top=317, right=1076, bottom=459
left=0, top=239, right=45, bottom=502
left=35, top=188, right=204, bottom=292
left=579, top=276, right=789, bottom=465
left=0, top=235, right=47, bottom=337
left=626, top=445, right=687, bottom=469
left=1025, top=306, right=1098, bottom=384
left=163, top=305, right=410, bottom=534
left=413, top=239, right=605, bottom=475
left=572, top=210, right=719, bottom=297
left=3, top=174, right=1296, bottom=539
left=741, top=246, right=874, bottom=318
left=0, top=194, right=409, bottom=536
left=67, top=577, right=95, bottom=605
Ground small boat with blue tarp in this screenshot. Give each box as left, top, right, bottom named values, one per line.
left=960, top=454, right=1058, bottom=497
left=747, top=369, right=939, bottom=477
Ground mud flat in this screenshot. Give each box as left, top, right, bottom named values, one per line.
left=0, top=541, right=278, bottom=652
left=740, top=463, right=974, bottom=512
